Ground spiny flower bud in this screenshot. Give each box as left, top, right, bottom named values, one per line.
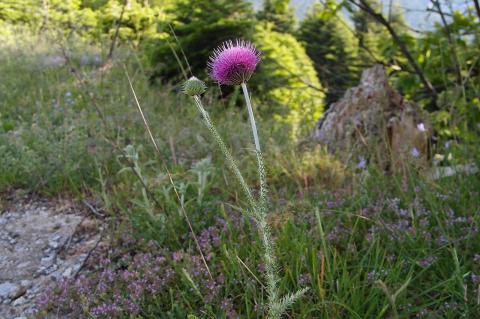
left=183, top=76, right=207, bottom=96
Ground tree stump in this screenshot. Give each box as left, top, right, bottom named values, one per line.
left=314, top=65, right=430, bottom=171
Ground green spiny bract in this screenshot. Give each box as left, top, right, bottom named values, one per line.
left=183, top=77, right=207, bottom=96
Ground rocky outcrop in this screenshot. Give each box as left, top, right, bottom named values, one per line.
left=0, top=197, right=104, bottom=318
left=315, top=65, right=430, bottom=171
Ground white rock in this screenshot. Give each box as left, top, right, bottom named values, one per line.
left=0, top=282, right=17, bottom=299
left=9, top=285, right=26, bottom=300
left=48, top=240, right=59, bottom=249
left=62, top=267, right=73, bottom=277
left=40, top=254, right=55, bottom=267
left=12, top=296, right=26, bottom=306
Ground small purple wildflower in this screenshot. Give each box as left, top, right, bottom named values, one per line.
left=471, top=273, right=480, bottom=285
left=398, top=208, right=409, bottom=218
left=326, top=201, right=335, bottom=209
left=203, top=278, right=220, bottom=303
left=257, top=262, right=265, bottom=273
left=419, top=255, right=437, bottom=267
left=411, top=147, right=420, bottom=158
left=124, top=298, right=140, bottom=315
left=90, top=302, right=119, bottom=317
left=474, top=254, right=480, bottom=263
left=172, top=250, right=183, bottom=262
left=418, top=218, right=429, bottom=227
left=443, top=301, right=459, bottom=313
left=220, top=298, right=230, bottom=309
left=36, top=245, right=176, bottom=317
left=298, top=273, right=311, bottom=286
left=436, top=234, right=448, bottom=246
left=367, top=269, right=389, bottom=282
left=357, top=156, right=367, bottom=169
left=416, top=309, right=429, bottom=317
left=367, top=271, right=376, bottom=282
left=417, top=123, right=426, bottom=132
left=198, top=226, right=221, bottom=253
left=208, top=39, right=261, bottom=85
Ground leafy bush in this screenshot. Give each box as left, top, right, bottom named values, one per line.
left=257, top=0, right=296, bottom=34
left=298, top=3, right=359, bottom=105
left=253, top=23, right=324, bottom=137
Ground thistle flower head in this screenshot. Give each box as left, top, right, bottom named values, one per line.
left=183, top=76, right=207, bottom=96
left=208, top=39, right=261, bottom=86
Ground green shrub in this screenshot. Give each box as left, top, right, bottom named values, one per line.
left=253, top=23, right=324, bottom=137
left=298, top=3, right=359, bottom=105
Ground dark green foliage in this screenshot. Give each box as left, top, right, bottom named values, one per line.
left=298, top=2, right=359, bottom=105
left=257, top=0, right=296, bottom=34
left=149, top=0, right=255, bottom=83
left=349, top=0, right=383, bottom=64
left=348, top=0, right=408, bottom=66
left=253, top=23, right=324, bottom=136
left=400, top=9, right=480, bottom=141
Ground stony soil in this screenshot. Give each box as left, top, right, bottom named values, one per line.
left=0, top=194, right=103, bottom=319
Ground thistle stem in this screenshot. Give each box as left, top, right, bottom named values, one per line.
left=241, top=82, right=261, bottom=152
left=240, top=82, right=267, bottom=210
left=192, top=89, right=303, bottom=318
left=192, top=95, right=256, bottom=210
left=240, top=83, right=283, bottom=317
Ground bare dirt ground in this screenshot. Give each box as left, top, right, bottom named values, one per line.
left=0, top=192, right=104, bottom=318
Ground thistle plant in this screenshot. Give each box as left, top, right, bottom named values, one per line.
left=184, top=40, right=307, bottom=318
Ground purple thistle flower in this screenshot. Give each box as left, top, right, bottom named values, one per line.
left=208, top=39, right=261, bottom=85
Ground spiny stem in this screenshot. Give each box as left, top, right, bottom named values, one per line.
left=257, top=217, right=280, bottom=314
left=241, top=82, right=261, bottom=152
left=193, top=96, right=256, bottom=210
left=192, top=95, right=281, bottom=309
left=255, top=150, right=268, bottom=213
left=240, top=83, right=284, bottom=318
left=192, top=88, right=304, bottom=318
